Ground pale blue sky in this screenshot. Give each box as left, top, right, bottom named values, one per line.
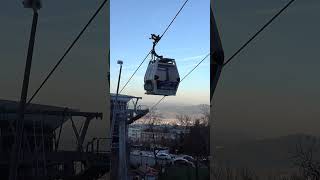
left=110, top=0, right=210, bottom=105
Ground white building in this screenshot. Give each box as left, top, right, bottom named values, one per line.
left=128, top=124, right=189, bottom=143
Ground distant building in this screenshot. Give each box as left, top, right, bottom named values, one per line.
left=128, top=124, right=189, bottom=143
left=128, top=124, right=148, bottom=141
left=140, top=131, right=177, bottom=142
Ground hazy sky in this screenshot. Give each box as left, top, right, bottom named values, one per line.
left=0, top=1, right=107, bottom=109
left=2, top=0, right=320, bottom=139
left=110, top=0, right=210, bottom=106
left=0, top=1, right=109, bottom=139
left=214, top=0, right=320, bottom=137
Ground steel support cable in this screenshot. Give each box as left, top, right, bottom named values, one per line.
left=159, top=0, right=190, bottom=40
left=150, top=0, right=297, bottom=111
left=119, top=51, right=151, bottom=93
left=223, top=0, right=297, bottom=66
left=27, top=0, right=109, bottom=105
left=119, top=0, right=190, bottom=93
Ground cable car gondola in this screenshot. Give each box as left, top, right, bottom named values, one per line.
left=144, top=34, right=180, bottom=96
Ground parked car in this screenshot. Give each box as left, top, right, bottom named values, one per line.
left=172, top=158, right=195, bottom=168
left=156, top=153, right=171, bottom=160
left=181, top=155, right=195, bottom=162
left=170, top=154, right=178, bottom=159
left=130, top=150, right=141, bottom=155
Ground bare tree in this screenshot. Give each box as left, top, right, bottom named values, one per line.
left=291, top=141, right=320, bottom=180
left=181, top=119, right=210, bottom=180
left=199, top=104, right=210, bottom=126
left=144, top=108, right=162, bottom=166
left=211, top=166, right=305, bottom=180
left=144, top=109, right=161, bottom=130
left=239, top=168, right=257, bottom=180
left=176, top=114, right=193, bottom=127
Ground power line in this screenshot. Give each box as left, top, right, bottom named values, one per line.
left=180, top=53, right=210, bottom=82
left=150, top=53, right=210, bottom=110
left=119, top=0, right=190, bottom=93
left=223, top=0, right=297, bottom=66
left=133, top=0, right=297, bottom=112
left=150, top=96, right=166, bottom=111
left=119, top=50, right=151, bottom=93
left=149, top=0, right=296, bottom=110
left=27, top=0, right=109, bottom=105
left=159, top=0, right=189, bottom=39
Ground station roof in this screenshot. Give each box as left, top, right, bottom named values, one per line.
left=0, top=99, right=79, bottom=112
left=0, top=99, right=101, bottom=131
left=110, top=93, right=141, bottom=103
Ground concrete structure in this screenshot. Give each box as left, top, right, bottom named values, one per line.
left=110, top=94, right=149, bottom=180
left=0, top=99, right=109, bottom=180
left=128, top=124, right=189, bottom=143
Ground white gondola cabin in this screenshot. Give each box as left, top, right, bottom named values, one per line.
left=144, top=57, right=180, bottom=96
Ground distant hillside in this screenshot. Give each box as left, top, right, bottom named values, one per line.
left=214, top=130, right=261, bottom=147
left=135, top=104, right=209, bottom=125
left=215, top=133, right=320, bottom=169
left=152, top=104, right=209, bottom=119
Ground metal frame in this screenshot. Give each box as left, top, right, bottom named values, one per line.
left=0, top=103, right=108, bottom=180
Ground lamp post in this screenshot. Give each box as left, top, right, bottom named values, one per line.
left=111, top=60, right=123, bottom=140
left=9, top=1, right=41, bottom=180
left=116, top=60, right=123, bottom=97
left=115, top=60, right=128, bottom=180
left=110, top=60, right=127, bottom=180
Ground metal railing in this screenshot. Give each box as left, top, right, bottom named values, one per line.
left=86, top=137, right=112, bottom=153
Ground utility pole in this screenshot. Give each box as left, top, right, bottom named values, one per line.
left=9, top=1, right=41, bottom=180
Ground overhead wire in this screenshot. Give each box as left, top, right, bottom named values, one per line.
left=119, top=0, right=190, bottom=93
left=27, top=0, right=109, bottom=105
left=223, top=0, right=297, bottom=66
left=149, top=0, right=297, bottom=111
left=25, top=0, right=296, bottom=107
left=119, top=51, right=151, bottom=93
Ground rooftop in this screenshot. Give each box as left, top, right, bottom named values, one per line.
left=110, top=93, right=142, bottom=103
